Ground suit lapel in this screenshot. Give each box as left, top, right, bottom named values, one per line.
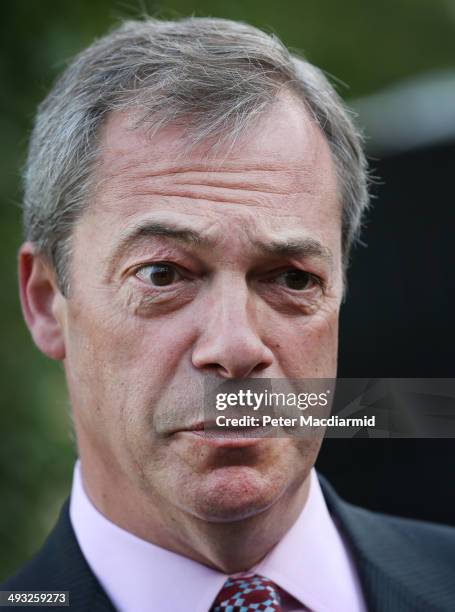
left=2, top=498, right=116, bottom=611
left=318, top=473, right=455, bottom=612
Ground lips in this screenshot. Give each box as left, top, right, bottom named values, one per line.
left=189, top=421, right=206, bottom=432
left=181, top=421, right=274, bottom=439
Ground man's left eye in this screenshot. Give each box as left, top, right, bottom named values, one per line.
left=274, top=269, right=318, bottom=290
left=136, top=263, right=182, bottom=287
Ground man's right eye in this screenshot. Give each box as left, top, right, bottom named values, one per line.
left=136, top=263, right=182, bottom=287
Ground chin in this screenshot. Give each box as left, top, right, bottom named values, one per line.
left=186, top=465, right=284, bottom=523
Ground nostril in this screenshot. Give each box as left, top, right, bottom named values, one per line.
left=251, top=361, right=270, bottom=375
left=203, top=363, right=226, bottom=375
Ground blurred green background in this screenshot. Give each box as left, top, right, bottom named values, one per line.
left=1, top=0, right=455, bottom=580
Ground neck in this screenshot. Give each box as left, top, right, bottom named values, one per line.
left=79, top=455, right=311, bottom=573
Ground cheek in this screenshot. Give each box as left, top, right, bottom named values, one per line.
left=269, top=305, right=339, bottom=378
left=63, top=293, right=197, bottom=422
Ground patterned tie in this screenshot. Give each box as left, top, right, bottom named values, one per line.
left=211, top=574, right=282, bottom=611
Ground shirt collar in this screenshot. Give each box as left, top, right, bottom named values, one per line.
left=70, top=461, right=364, bottom=612
left=253, top=469, right=366, bottom=612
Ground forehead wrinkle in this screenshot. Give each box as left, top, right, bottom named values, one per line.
left=98, top=119, right=314, bottom=174
left=108, top=190, right=310, bottom=210
left=169, top=170, right=308, bottom=196
left=96, top=134, right=323, bottom=195
left=94, top=163, right=322, bottom=211
left=101, top=153, right=305, bottom=179
left=97, top=159, right=316, bottom=202
left=98, top=133, right=302, bottom=175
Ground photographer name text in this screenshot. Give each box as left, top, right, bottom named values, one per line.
left=214, top=415, right=376, bottom=428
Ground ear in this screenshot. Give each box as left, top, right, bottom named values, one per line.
left=18, top=242, right=66, bottom=360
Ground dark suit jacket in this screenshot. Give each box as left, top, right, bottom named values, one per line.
left=2, top=475, right=455, bottom=611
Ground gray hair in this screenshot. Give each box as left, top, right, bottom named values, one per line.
left=23, top=16, right=369, bottom=295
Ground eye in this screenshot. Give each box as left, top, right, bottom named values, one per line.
left=136, top=263, right=182, bottom=287
left=274, top=269, right=319, bottom=290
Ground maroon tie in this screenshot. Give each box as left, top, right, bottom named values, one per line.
left=211, top=574, right=282, bottom=611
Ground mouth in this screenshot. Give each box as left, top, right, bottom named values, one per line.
left=175, top=421, right=275, bottom=448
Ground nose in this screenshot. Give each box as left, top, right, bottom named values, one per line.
left=191, top=275, right=274, bottom=379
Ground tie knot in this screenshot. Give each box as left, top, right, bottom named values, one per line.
left=211, top=574, right=282, bottom=611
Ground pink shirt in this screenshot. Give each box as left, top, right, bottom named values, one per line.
left=70, top=461, right=366, bottom=612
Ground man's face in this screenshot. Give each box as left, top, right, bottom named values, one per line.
left=58, top=95, right=343, bottom=524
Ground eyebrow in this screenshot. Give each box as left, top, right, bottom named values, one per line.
left=110, top=220, right=213, bottom=265
left=110, top=219, right=332, bottom=267
left=253, top=237, right=333, bottom=263
left=120, top=220, right=210, bottom=246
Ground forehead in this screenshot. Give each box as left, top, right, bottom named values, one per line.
left=84, top=94, right=340, bottom=258
left=95, top=94, right=337, bottom=193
